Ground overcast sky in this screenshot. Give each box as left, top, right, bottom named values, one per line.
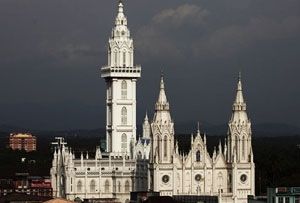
left=0, top=0, right=299, bottom=130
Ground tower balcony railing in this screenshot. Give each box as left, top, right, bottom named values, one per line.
left=101, top=65, right=141, bottom=78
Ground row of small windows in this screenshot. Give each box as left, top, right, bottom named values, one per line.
left=105, top=180, right=130, bottom=193
left=108, top=80, right=128, bottom=100
left=157, top=138, right=202, bottom=162
left=156, top=136, right=168, bottom=158
left=77, top=180, right=130, bottom=193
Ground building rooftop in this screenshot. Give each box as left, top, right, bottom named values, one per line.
left=10, top=133, right=35, bottom=138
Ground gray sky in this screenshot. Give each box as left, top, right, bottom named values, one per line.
left=0, top=0, right=299, bottom=130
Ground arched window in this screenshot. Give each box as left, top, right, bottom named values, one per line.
left=157, top=136, right=160, bottom=158
left=118, top=181, right=121, bottom=192
left=114, top=51, right=118, bottom=66
left=125, top=180, right=130, bottom=193
left=77, top=180, right=82, bottom=192
left=121, top=107, right=127, bottom=125
left=105, top=180, right=110, bottom=193
left=164, top=136, right=168, bottom=158
left=242, top=136, right=245, bottom=158
left=218, top=172, right=223, bottom=189
left=129, top=52, right=132, bottom=66
left=121, top=133, right=127, bottom=152
left=196, top=150, right=201, bottom=162
left=123, top=51, right=126, bottom=66
left=138, top=151, right=142, bottom=159
left=121, top=80, right=127, bottom=99
left=90, top=180, right=96, bottom=193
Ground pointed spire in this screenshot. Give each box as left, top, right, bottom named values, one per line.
left=175, top=140, right=179, bottom=154
left=118, top=0, right=124, bottom=14
left=233, top=72, right=246, bottom=111
left=218, top=140, right=222, bottom=154
left=144, top=111, right=149, bottom=121
left=155, top=74, right=169, bottom=111
left=224, top=138, right=227, bottom=158
left=114, top=0, right=127, bottom=27
left=197, top=121, right=200, bottom=134
left=213, top=147, right=217, bottom=161
left=229, top=73, right=249, bottom=124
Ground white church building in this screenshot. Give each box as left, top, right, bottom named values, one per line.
left=50, top=2, right=255, bottom=203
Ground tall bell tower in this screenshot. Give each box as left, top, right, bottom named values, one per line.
left=227, top=74, right=255, bottom=202
left=101, top=1, right=141, bottom=156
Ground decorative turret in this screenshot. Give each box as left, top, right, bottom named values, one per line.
left=218, top=140, right=222, bottom=155
left=142, top=112, right=151, bottom=139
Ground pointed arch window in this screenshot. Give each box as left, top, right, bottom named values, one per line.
left=157, top=136, right=160, bottom=158
left=164, top=136, right=168, bottom=158
left=123, top=51, right=126, bottom=66
left=121, top=80, right=127, bottom=99
left=114, top=51, right=118, bottom=67
left=242, top=136, right=245, bottom=158
left=129, top=51, right=132, bottom=66
left=125, top=180, right=130, bottom=193
left=90, top=180, right=96, bottom=193
left=118, top=181, right=121, bottom=192
left=196, top=150, right=201, bottom=162
left=121, top=107, right=127, bottom=125
left=218, top=172, right=223, bottom=189
left=138, top=151, right=142, bottom=159
left=105, top=180, right=110, bottom=193
left=121, top=133, right=127, bottom=152
left=77, top=180, right=82, bottom=192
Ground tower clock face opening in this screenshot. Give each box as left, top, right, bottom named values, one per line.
left=162, top=175, right=170, bottom=183
left=240, top=174, right=247, bottom=183
left=195, top=174, right=202, bottom=181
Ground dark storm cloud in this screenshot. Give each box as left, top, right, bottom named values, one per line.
left=0, top=0, right=299, bottom=130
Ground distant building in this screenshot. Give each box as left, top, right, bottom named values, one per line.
left=0, top=174, right=52, bottom=198
left=267, top=187, right=300, bottom=203
left=248, top=195, right=267, bottom=203
left=9, top=133, right=36, bottom=152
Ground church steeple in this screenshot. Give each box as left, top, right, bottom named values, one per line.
left=151, top=74, right=174, bottom=163
left=227, top=73, right=252, bottom=163
left=230, top=74, right=248, bottom=124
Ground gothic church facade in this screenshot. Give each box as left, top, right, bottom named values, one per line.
left=50, top=2, right=255, bottom=203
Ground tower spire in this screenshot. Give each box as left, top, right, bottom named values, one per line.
left=114, top=0, right=128, bottom=27
left=233, top=72, right=246, bottom=111
left=155, top=74, right=169, bottom=111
